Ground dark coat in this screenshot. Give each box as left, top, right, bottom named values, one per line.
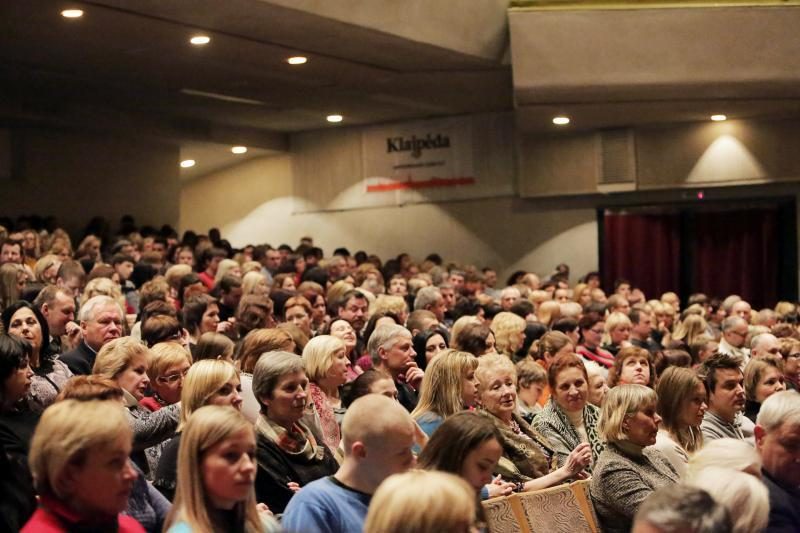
left=59, top=342, right=97, bottom=376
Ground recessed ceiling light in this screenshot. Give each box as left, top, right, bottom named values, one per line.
left=287, top=56, right=308, bottom=65
left=190, top=35, right=211, bottom=46
left=552, top=116, right=570, bottom=125
left=231, top=146, right=248, bottom=154
left=61, top=9, right=83, bottom=18
left=180, top=159, right=196, bottom=168
left=326, top=114, right=343, bottom=123
left=711, top=114, right=727, bottom=122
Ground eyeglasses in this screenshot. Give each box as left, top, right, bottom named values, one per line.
left=590, top=328, right=604, bottom=335
left=157, top=368, right=189, bottom=385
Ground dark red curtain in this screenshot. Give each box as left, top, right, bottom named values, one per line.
left=602, top=211, right=681, bottom=300
left=692, top=208, right=778, bottom=309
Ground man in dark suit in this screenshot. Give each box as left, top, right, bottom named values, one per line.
left=60, top=295, right=124, bottom=375
left=755, top=391, right=800, bottom=532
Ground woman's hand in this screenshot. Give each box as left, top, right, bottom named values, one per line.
left=563, top=442, right=592, bottom=477
left=287, top=481, right=301, bottom=493
left=486, top=475, right=515, bottom=498
left=216, top=319, right=235, bottom=334
left=256, top=503, right=273, bottom=517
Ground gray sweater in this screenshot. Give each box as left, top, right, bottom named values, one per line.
left=589, top=442, right=679, bottom=533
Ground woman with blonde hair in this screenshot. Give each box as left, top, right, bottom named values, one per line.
left=140, top=341, right=192, bottom=411
left=33, top=254, right=61, bottom=285
left=670, top=314, right=709, bottom=350
left=573, top=282, right=592, bottom=308
left=743, top=357, right=785, bottom=422
left=602, top=311, right=632, bottom=356
left=241, top=271, right=270, bottom=297
left=536, top=300, right=561, bottom=328
left=164, top=405, right=278, bottom=532
left=236, top=328, right=295, bottom=423
left=0, top=262, right=26, bottom=312
left=654, top=367, right=706, bottom=476
left=372, top=294, right=408, bottom=326
left=411, top=349, right=480, bottom=437
left=687, top=467, right=769, bottom=533
left=74, top=235, right=101, bottom=263
left=302, top=335, right=349, bottom=452
left=535, top=330, right=574, bottom=369
left=81, top=276, right=126, bottom=311
left=213, top=258, right=242, bottom=285
left=154, top=359, right=243, bottom=500
left=491, top=311, right=526, bottom=357
left=23, top=399, right=141, bottom=532
left=685, top=438, right=762, bottom=480
left=364, top=471, right=476, bottom=533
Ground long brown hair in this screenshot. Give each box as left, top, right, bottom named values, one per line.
left=656, top=366, right=704, bottom=453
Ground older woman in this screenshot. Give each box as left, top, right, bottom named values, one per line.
left=140, top=342, right=192, bottom=412
left=23, top=399, right=141, bottom=532
left=533, top=353, right=605, bottom=472
left=779, top=337, right=800, bottom=391
left=284, top=295, right=313, bottom=337
left=492, top=312, right=527, bottom=358
left=576, top=312, right=615, bottom=368
left=476, top=354, right=592, bottom=492
left=2, top=301, right=72, bottom=412
left=585, top=360, right=609, bottom=407
left=653, top=367, right=706, bottom=476
left=242, top=270, right=270, bottom=298
left=302, top=335, right=349, bottom=452
left=743, top=357, right=785, bottom=422
left=237, top=328, right=295, bottom=423
left=252, top=351, right=338, bottom=513
left=602, top=312, right=632, bottom=357
left=590, top=385, right=679, bottom=533
left=92, top=337, right=180, bottom=479
left=608, top=346, right=657, bottom=388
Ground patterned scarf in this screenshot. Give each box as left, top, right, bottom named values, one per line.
left=254, top=415, right=326, bottom=462
left=537, top=399, right=605, bottom=468
left=307, top=382, right=341, bottom=452
left=481, top=410, right=556, bottom=482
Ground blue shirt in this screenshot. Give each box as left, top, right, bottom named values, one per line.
left=282, top=476, right=372, bottom=533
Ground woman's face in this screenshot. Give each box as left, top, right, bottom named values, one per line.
left=228, top=266, right=242, bottom=279
left=369, top=378, right=398, bottom=401
left=554, top=366, right=588, bottom=413
left=263, top=370, right=308, bottom=427
left=311, top=295, right=328, bottom=322
left=8, top=307, right=43, bottom=354
left=461, top=437, right=503, bottom=493
left=578, top=288, right=592, bottom=307
left=679, top=381, right=708, bottom=427
left=610, top=324, right=631, bottom=345
left=177, top=249, right=195, bottom=266
left=281, top=277, right=296, bottom=291
left=461, top=366, right=480, bottom=408
left=582, top=322, right=604, bottom=349
left=294, top=257, right=306, bottom=273
left=117, top=353, right=150, bottom=400
left=200, top=303, right=221, bottom=334
left=64, top=433, right=137, bottom=517
left=42, top=262, right=61, bottom=284
left=483, top=332, right=497, bottom=355
left=207, top=376, right=243, bottom=410
left=152, top=359, right=191, bottom=405
left=625, top=401, right=661, bottom=447
left=16, top=271, right=27, bottom=293
left=202, top=427, right=257, bottom=510
left=326, top=347, right=349, bottom=387
left=587, top=374, right=609, bottom=406
left=479, top=368, right=517, bottom=420
left=425, top=334, right=447, bottom=363
left=330, top=320, right=357, bottom=352
left=619, top=355, right=650, bottom=386
left=755, top=367, right=786, bottom=403
left=509, top=328, right=525, bottom=353
left=388, top=277, right=407, bottom=296
left=4, top=359, right=33, bottom=405
left=285, top=305, right=311, bottom=336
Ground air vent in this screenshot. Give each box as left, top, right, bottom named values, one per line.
left=599, top=129, right=636, bottom=185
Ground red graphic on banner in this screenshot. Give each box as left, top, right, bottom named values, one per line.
left=366, top=176, right=476, bottom=193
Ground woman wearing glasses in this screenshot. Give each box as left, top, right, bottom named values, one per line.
left=577, top=312, right=615, bottom=369
left=140, top=342, right=192, bottom=411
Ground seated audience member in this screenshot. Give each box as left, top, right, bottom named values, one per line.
left=653, top=348, right=692, bottom=378
left=590, top=385, right=679, bottom=533
left=608, top=346, right=656, bottom=388
left=455, top=322, right=496, bottom=357
left=534, top=353, right=605, bottom=472
left=61, top=295, right=124, bottom=375
left=576, top=312, right=615, bottom=368
left=491, top=311, right=527, bottom=358
left=327, top=318, right=362, bottom=380
left=585, top=360, right=609, bottom=407
left=235, top=295, right=275, bottom=338
left=154, top=359, right=242, bottom=501
left=418, top=411, right=514, bottom=500
left=687, top=466, right=769, bottom=532
left=412, top=327, right=449, bottom=370
left=368, top=324, right=423, bottom=412
left=302, top=335, right=349, bottom=453
left=552, top=317, right=580, bottom=346
left=92, top=337, right=180, bottom=478
left=163, top=405, right=278, bottom=533
left=411, top=349, right=479, bottom=437
left=405, top=309, right=439, bottom=337
left=282, top=395, right=416, bottom=533
left=602, top=311, right=633, bottom=357
left=654, top=367, right=706, bottom=476
left=688, top=334, right=719, bottom=366
left=475, top=353, right=592, bottom=491
left=685, top=438, right=761, bottom=481
left=192, top=331, right=235, bottom=362
left=717, top=316, right=751, bottom=366
left=754, top=390, right=800, bottom=530
left=237, top=328, right=295, bottom=423
left=632, top=485, right=731, bottom=533
left=778, top=337, right=800, bottom=392
left=515, top=322, right=549, bottom=362
left=33, top=285, right=77, bottom=355
left=698, top=353, right=751, bottom=443
left=515, top=359, right=547, bottom=422
left=182, top=294, right=232, bottom=346
left=743, top=357, right=786, bottom=423
left=629, top=308, right=661, bottom=354
left=284, top=295, right=313, bottom=337
left=363, top=471, right=476, bottom=533
left=0, top=332, right=38, bottom=463
left=535, top=330, right=574, bottom=371
left=341, top=369, right=398, bottom=407
left=2, top=301, right=72, bottom=412
left=276, top=322, right=309, bottom=355
left=670, top=314, right=710, bottom=352
left=536, top=300, right=561, bottom=328
left=140, top=314, right=187, bottom=349
left=195, top=247, right=226, bottom=291
left=0, top=263, right=27, bottom=312
left=251, top=351, right=338, bottom=513
left=140, top=342, right=192, bottom=412
left=23, top=399, right=143, bottom=532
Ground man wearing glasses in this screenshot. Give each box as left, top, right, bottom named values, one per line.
left=718, top=316, right=751, bottom=368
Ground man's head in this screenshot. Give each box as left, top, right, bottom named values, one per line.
left=264, top=248, right=282, bottom=273
left=698, top=353, right=746, bottom=423
left=111, top=254, right=135, bottom=283
left=56, top=261, right=86, bottom=299
left=79, top=295, right=124, bottom=351
left=482, top=268, right=497, bottom=289
left=499, top=287, right=520, bottom=311
left=722, top=316, right=749, bottom=349
left=0, top=240, right=22, bottom=265
left=368, top=324, right=415, bottom=379
left=614, top=278, right=631, bottom=299
left=630, top=308, right=653, bottom=341
left=438, top=284, right=456, bottom=311
left=750, top=333, right=780, bottom=360
left=413, top=286, right=445, bottom=321
left=448, top=271, right=465, bottom=291
left=632, top=485, right=731, bottom=533
left=731, top=300, right=752, bottom=323
left=340, top=394, right=416, bottom=492
left=34, top=286, right=76, bottom=337
left=337, top=290, right=369, bottom=332
left=406, top=310, right=438, bottom=336
left=755, top=390, right=800, bottom=487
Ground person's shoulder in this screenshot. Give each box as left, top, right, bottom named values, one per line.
left=119, top=514, right=147, bottom=533
left=165, top=521, right=193, bottom=533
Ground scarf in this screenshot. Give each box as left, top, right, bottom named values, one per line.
left=307, top=382, right=341, bottom=452
left=481, top=409, right=556, bottom=482
left=537, top=399, right=605, bottom=469
left=254, top=415, right=326, bottom=462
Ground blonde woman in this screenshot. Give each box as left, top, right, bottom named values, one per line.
left=670, top=314, right=709, bottom=350
left=214, top=258, right=242, bottom=285
left=536, top=300, right=561, bottom=328
left=164, top=405, right=278, bottom=532
left=241, top=271, right=270, bottom=297
left=743, top=357, right=786, bottom=423
left=602, top=311, right=632, bottom=356
left=0, top=262, right=26, bottom=311
left=410, top=349, right=480, bottom=437
left=372, top=294, right=408, bottom=326
left=23, top=399, right=140, bottom=532
left=80, top=276, right=126, bottom=311
left=154, top=359, right=243, bottom=501
left=491, top=311, right=526, bottom=357
left=654, top=367, right=707, bottom=476
left=302, top=335, right=349, bottom=452
left=364, top=471, right=475, bottom=533
left=33, top=254, right=61, bottom=285
left=140, top=341, right=192, bottom=411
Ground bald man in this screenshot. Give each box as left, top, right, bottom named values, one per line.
left=282, top=394, right=416, bottom=533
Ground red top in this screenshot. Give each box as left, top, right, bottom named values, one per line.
left=139, top=395, right=164, bottom=412
left=577, top=345, right=615, bottom=368
left=197, top=271, right=215, bottom=290
left=21, top=496, right=145, bottom=533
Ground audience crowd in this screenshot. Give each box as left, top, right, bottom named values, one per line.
left=0, top=215, right=799, bottom=532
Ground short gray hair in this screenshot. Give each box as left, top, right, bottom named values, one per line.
left=413, top=286, right=441, bottom=311
left=368, top=324, right=411, bottom=366
left=634, top=485, right=731, bottom=533
left=756, top=390, right=800, bottom=431
left=721, top=315, right=746, bottom=332
left=251, top=351, right=305, bottom=410
left=79, top=295, right=123, bottom=322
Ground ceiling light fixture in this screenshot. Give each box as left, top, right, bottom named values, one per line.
left=326, top=114, right=343, bottom=123
left=180, top=159, right=196, bottom=168
left=552, top=116, right=570, bottom=125
left=231, top=146, right=248, bottom=154
left=710, top=114, right=727, bottom=122
left=287, top=56, right=308, bottom=65
left=61, top=9, right=83, bottom=18
left=190, top=35, right=211, bottom=46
